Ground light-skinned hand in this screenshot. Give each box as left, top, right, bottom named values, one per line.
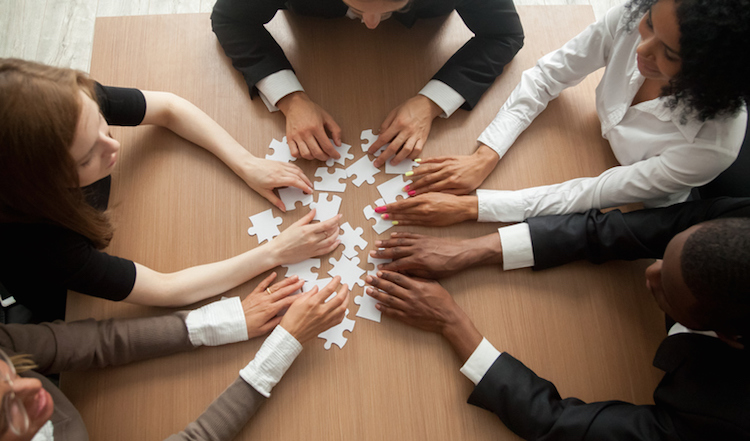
left=277, top=91, right=342, bottom=162
left=236, top=155, right=313, bottom=211
left=241, top=272, right=304, bottom=339
left=280, top=276, right=349, bottom=343
left=270, top=209, right=342, bottom=265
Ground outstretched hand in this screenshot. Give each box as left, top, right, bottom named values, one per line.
left=270, top=210, right=342, bottom=266
left=237, top=156, right=313, bottom=212
left=375, top=193, right=478, bottom=227
left=281, top=276, right=349, bottom=343
left=277, top=91, right=342, bottom=162
left=406, top=145, right=499, bottom=195
left=242, top=272, right=304, bottom=339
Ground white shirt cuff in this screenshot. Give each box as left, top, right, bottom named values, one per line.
left=239, top=325, right=303, bottom=397
left=419, top=80, right=465, bottom=118
left=459, top=338, right=502, bottom=386
left=185, top=297, right=248, bottom=347
left=498, top=223, right=535, bottom=270
left=256, top=69, right=305, bottom=112
left=476, top=189, right=527, bottom=222
left=477, top=114, right=525, bottom=159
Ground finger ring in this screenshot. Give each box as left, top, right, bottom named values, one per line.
left=266, top=287, right=273, bottom=295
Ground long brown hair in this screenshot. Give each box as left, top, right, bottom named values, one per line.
left=0, top=58, right=113, bottom=249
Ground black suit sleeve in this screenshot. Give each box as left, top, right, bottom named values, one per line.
left=525, top=197, right=750, bottom=270
left=467, top=354, right=675, bottom=441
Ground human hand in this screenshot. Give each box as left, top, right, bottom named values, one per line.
left=374, top=193, right=478, bottom=227
left=270, top=209, right=341, bottom=266
left=280, top=276, right=349, bottom=343
left=236, top=155, right=313, bottom=211
left=406, top=145, right=499, bottom=195
left=277, top=91, right=342, bottom=161
left=371, top=232, right=502, bottom=279
left=241, top=272, right=304, bottom=339
left=369, top=95, right=442, bottom=168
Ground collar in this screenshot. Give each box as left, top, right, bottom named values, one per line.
left=653, top=331, right=747, bottom=374
left=345, top=7, right=418, bottom=28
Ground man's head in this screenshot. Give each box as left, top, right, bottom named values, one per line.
left=645, top=218, right=750, bottom=339
left=343, top=0, right=411, bottom=29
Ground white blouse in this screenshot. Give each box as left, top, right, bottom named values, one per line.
left=476, top=4, right=746, bottom=223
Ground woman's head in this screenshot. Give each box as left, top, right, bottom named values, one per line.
left=0, top=58, right=113, bottom=248
left=0, top=350, right=50, bottom=441
left=626, top=0, right=750, bottom=121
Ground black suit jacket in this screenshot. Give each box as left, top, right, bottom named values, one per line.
left=468, top=333, right=750, bottom=440
left=525, top=197, right=750, bottom=270
left=211, top=0, right=524, bottom=109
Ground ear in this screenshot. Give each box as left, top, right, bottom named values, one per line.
left=645, top=260, right=663, bottom=292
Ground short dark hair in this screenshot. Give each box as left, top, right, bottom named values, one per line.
left=624, top=0, right=750, bottom=122
left=681, top=218, right=750, bottom=336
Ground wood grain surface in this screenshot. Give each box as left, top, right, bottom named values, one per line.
left=61, top=7, right=665, bottom=440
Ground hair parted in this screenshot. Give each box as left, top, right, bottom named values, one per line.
left=681, top=218, right=750, bottom=336
left=0, top=58, right=113, bottom=249
left=624, top=0, right=750, bottom=121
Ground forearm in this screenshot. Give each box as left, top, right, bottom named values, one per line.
left=457, top=234, right=504, bottom=270
left=442, top=309, right=484, bottom=364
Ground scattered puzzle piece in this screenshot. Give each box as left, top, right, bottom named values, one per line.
left=354, top=288, right=382, bottom=323
left=247, top=209, right=283, bottom=244
left=363, top=198, right=394, bottom=234
left=328, top=255, right=366, bottom=288
left=325, top=141, right=354, bottom=167
left=345, top=156, right=381, bottom=187
left=377, top=175, right=412, bottom=204
left=360, top=129, right=387, bottom=157
left=282, top=258, right=321, bottom=283
left=265, top=137, right=296, bottom=163
left=310, top=193, right=343, bottom=221
left=318, top=308, right=356, bottom=350
left=338, top=222, right=368, bottom=259
left=278, top=187, right=313, bottom=211
left=366, top=254, right=392, bottom=277
left=303, top=277, right=333, bottom=295
left=385, top=159, right=419, bottom=175
left=314, top=167, right=348, bottom=192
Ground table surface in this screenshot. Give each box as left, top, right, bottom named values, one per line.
left=62, top=6, right=666, bottom=440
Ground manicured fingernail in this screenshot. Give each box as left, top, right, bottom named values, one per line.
left=408, top=190, right=416, bottom=197
left=403, top=185, right=410, bottom=192
left=405, top=171, right=414, bottom=177
left=374, top=206, right=387, bottom=213
left=381, top=214, right=390, bottom=220
left=392, top=221, right=399, bottom=225
left=414, top=158, right=422, bottom=163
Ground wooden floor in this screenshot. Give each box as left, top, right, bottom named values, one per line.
left=1, top=0, right=622, bottom=72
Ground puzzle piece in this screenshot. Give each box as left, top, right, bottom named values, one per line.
left=345, top=155, right=381, bottom=187
left=363, top=198, right=394, bottom=234
left=385, top=159, right=420, bottom=175
left=278, top=187, right=313, bottom=211
left=328, top=255, right=366, bottom=288
left=366, top=253, right=392, bottom=277
left=325, top=141, right=354, bottom=167
left=247, top=209, right=283, bottom=244
left=338, top=222, right=368, bottom=259
left=303, top=277, right=333, bottom=295
left=354, top=288, right=382, bottom=323
left=360, top=129, right=387, bottom=157
left=314, top=167, right=348, bottom=192
left=282, top=258, right=321, bottom=283
left=265, top=137, right=296, bottom=163
left=318, top=308, right=356, bottom=350
left=377, top=175, right=412, bottom=204
left=310, top=193, right=343, bottom=221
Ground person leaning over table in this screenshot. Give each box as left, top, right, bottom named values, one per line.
left=376, top=0, right=750, bottom=227
left=0, top=274, right=349, bottom=441
left=0, top=58, right=342, bottom=324
left=210, top=0, right=524, bottom=167
left=365, top=218, right=750, bottom=440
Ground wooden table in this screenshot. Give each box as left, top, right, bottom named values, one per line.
left=62, top=6, right=666, bottom=440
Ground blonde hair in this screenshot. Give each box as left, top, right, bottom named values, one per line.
left=9, top=354, right=36, bottom=374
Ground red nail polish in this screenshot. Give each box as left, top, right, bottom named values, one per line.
left=381, top=214, right=390, bottom=220
left=408, top=190, right=416, bottom=197
left=374, top=206, right=387, bottom=213
left=403, top=185, right=411, bottom=192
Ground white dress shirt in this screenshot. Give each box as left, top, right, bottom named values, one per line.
left=475, top=4, right=746, bottom=223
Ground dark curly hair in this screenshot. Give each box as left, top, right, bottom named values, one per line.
left=625, top=0, right=750, bottom=121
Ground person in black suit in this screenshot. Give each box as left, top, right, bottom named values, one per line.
left=211, top=0, right=524, bottom=167
left=364, top=214, right=750, bottom=440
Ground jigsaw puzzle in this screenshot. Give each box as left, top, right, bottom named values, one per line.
left=318, top=309, right=356, bottom=350
left=338, top=222, right=368, bottom=259
left=354, top=288, right=382, bottom=323
left=377, top=175, right=412, bottom=204
left=265, top=137, right=296, bottom=163
left=385, top=159, right=419, bottom=175
left=278, top=187, right=313, bottom=211
left=345, top=155, right=380, bottom=187
left=247, top=209, right=283, bottom=244
left=310, top=193, right=343, bottom=221
left=365, top=254, right=392, bottom=277
left=325, top=141, right=354, bottom=167
left=303, top=277, right=333, bottom=296
left=328, top=255, right=366, bottom=288
left=282, top=258, right=321, bottom=283
left=363, top=198, right=394, bottom=234
left=314, top=167, right=348, bottom=192
left=360, top=129, right=387, bottom=157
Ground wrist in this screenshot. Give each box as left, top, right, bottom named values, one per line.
left=415, top=94, right=443, bottom=119
left=462, top=234, right=503, bottom=267
left=461, top=196, right=479, bottom=222
left=475, top=144, right=500, bottom=164
left=441, top=310, right=483, bottom=363
left=277, top=91, right=309, bottom=115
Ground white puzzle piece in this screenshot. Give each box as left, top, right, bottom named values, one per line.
left=363, top=198, right=394, bottom=234
left=385, top=159, right=419, bottom=175
left=354, top=288, right=382, bottom=323
left=366, top=254, right=392, bottom=277
left=377, top=175, right=412, bottom=204
left=338, top=222, right=368, bottom=259
left=247, top=209, right=283, bottom=244
left=303, top=277, right=333, bottom=294
left=325, top=141, right=354, bottom=167
left=310, top=193, right=343, bottom=221
left=313, top=167, right=347, bottom=192
left=265, top=137, right=296, bottom=163
left=360, top=129, right=387, bottom=157
left=345, top=155, right=380, bottom=187
left=328, top=255, right=366, bottom=288
left=318, top=309, right=356, bottom=350
left=278, top=187, right=313, bottom=211
left=282, top=258, right=321, bottom=283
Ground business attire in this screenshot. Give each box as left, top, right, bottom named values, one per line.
left=2, top=298, right=301, bottom=441
left=210, top=0, right=524, bottom=116
left=475, top=4, right=746, bottom=222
